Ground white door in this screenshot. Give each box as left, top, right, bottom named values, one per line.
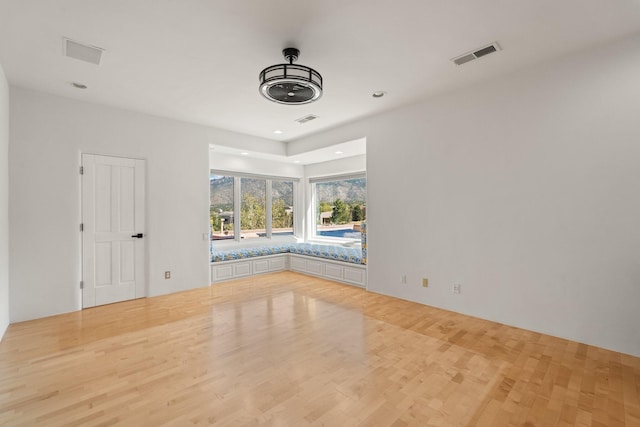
left=82, top=154, right=146, bottom=308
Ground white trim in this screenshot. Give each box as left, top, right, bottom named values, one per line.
left=266, top=179, right=273, bottom=239
left=308, top=171, right=365, bottom=184
left=212, top=169, right=300, bottom=182
left=233, top=176, right=241, bottom=238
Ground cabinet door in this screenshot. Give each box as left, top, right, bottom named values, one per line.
left=254, top=259, right=270, bottom=273
left=307, top=260, right=323, bottom=275
left=212, top=265, right=234, bottom=281
left=290, top=256, right=306, bottom=271
left=325, top=264, right=343, bottom=280
left=270, top=257, right=285, bottom=271
left=343, top=266, right=366, bottom=287
left=233, top=262, right=252, bottom=277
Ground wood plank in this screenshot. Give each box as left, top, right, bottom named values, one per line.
left=0, top=271, right=638, bottom=425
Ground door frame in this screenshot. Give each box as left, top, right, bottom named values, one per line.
left=80, top=152, right=148, bottom=308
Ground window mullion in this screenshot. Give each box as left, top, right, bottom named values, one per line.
left=310, top=182, right=317, bottom=238
left=293, top=181, right=301, bottom=238
left=266, top=180, right=273, bottom=239
left=234, top=176, right=241, bottom=241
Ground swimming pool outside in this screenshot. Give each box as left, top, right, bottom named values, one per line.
left=317, top=229, right=361, bottom=239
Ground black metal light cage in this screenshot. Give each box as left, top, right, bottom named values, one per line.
left=259, top=63, right=323, bottom=105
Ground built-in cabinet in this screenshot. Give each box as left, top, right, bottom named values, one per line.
left=210, top=254, right=288, bottom=283
left=210, top=254, right=367, bottom=288
left=288, top=254, right=367, bottom=288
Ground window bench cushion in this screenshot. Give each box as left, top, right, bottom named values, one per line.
left=211, top=243, right=364, bottom=265
left=210, top=244, right=293, bottom=262
left=288, top=243, right=364, bottom=264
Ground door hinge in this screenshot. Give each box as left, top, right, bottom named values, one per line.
left=80, top=166, right=84, bottom=175
left=80, top=281, right=84, bottom=289
left=80, top=223, right=84, bottom=232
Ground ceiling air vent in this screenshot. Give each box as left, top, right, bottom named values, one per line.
left=452, top=42, right=501, bottom=66
left=295, top=114, right=319, bottom=124
left=64, top=38, right=104, bottom=65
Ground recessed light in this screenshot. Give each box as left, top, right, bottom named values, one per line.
left=335, top=151, right=344, bottom=155
left=293, top=160, right=301, bottom=164
left=240, top=152, right=249, bottom=156
left=273, top=130, right=283, bottom=134
left=372, top=91, right=386, bottom=98
left=72, top=82, right=88, bottom=89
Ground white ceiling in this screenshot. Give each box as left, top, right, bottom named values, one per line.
left=2, top=0, right=640, bottom=157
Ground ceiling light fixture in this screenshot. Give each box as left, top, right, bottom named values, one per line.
left=72, top=82, right=88, bottom=89
left=273, top=130, right=283, bottom=134
left=240, top=152, right=249, bottom=156
left=372, top=91, right=386, bottom=98
left=259, top=48, right=323, bottom=105
left=335, top=151, right=344, bottom=155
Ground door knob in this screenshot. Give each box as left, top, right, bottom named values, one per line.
left=131, top=233, right=144, bottom=238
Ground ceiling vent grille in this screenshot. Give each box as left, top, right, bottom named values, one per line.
left=64, top=38, right=104, bottom=65
left=452, top=42, right=500, bottom=66
left=295, top=114, right=319, bottom=124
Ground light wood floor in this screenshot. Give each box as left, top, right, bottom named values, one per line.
left=1, top=272, right=639, bottom=426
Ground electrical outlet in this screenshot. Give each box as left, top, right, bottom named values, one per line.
left=422, top=278, right=428, bottom=287
left=453, top=283, right=461, bottom=294
left=165, top=271, right=171, bottom=279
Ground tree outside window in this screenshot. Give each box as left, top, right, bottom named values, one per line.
left=314, top=176, right=366, bottom=238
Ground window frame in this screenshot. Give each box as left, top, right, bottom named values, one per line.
left=308, top=172, right=367, bottom=244
left=239, top=176, right=267, bottom=239
left=209, top=174, right=236, bottom=241
left=270, top=179, right=295, bottom=238
left=211, top=170, right=299, bottom=244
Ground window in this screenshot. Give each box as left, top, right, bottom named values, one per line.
left=210, top=175, right=235, bottom=240
left=272, top=180, right=294, bottom=236
left=240, top=177, right=266, bottom=239
left=210, top=171, right=297, bottom=242
left=312, top=174, right=366, bottom=239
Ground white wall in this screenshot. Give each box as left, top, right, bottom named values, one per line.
left=291, top=33, right=640, bottom=356
left=0, top=64, right=9, bottom=338
left=8, top=88, right=270, bottom=322
left=209, top=151, right=304, bottom=178
left=304, top=154, right=366, bottom=179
